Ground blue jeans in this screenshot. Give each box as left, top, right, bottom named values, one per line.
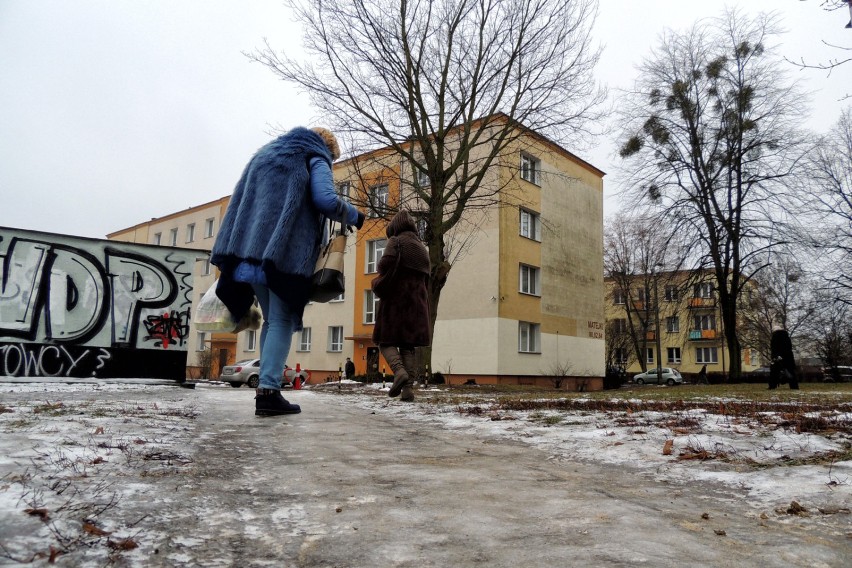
left=251, top=284, right=299, bottom=390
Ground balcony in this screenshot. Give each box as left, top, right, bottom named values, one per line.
left=688, top=297, right=716, bottom=309
left=689, top=329, right=718, bottom=341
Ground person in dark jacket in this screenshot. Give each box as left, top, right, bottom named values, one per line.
left=769, top=325, right=798, bottom=390
left=371, top=210, right=431, bottom=402
left=211, top=127, right=364, bottom=416
left=344, top=357, right=355, bottom=380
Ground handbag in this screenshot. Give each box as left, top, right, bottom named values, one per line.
left=311, top=221, right=347, bottom=303
left=195, top=279, right=262, bottom=333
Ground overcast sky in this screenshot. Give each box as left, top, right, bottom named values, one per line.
left=0, top=0, right=849, bottom=239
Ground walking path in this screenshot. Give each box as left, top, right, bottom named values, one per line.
left=1, top=383, right=849, bottom=567
left=148, top=387, right=847, bottom=567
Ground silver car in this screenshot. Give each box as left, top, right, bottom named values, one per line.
left=633, top=367, right=683, bottom=386
left=219, top=359, right=261, bottom=388
left=219, top=359, right=296, bottom=389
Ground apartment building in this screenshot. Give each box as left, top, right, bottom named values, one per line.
left=604, top=272, right=762, bottom=378
left=109, top=121, right=606, bottom=388
left=107, top=197, right=235, bottom=375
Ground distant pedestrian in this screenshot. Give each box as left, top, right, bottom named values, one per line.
left=769, top=325, right=798, bottom=390
left=371, top=210, right=431, bottom=402
left=211, top=127, right=364, bottom=416
left=344, top=357, right=355, bottom=381
left=696, top=364, right=708, bottom=385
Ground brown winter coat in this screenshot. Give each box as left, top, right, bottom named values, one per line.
left=371, top=213, right=431, bottom=348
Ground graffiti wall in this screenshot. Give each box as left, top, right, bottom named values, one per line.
left=0, top=227, right=201, bottom=380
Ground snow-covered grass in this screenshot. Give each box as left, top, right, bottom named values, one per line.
left=317, top=380, right=852, bottom=521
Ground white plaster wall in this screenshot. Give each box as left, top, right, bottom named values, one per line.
left=431, top=317, right=500, bottom=375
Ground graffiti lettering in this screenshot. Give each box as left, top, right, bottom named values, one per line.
left=143, top=309, right=191, bottom=350
left=0, top=343, right=112, bottom=377
left=1, top=227, right=201, bottom=379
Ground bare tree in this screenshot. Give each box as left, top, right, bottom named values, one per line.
left=805, top=107, right=852, bottom=305
left=616, top=8, right=809, bottom=379
left=249, top=0, right=605, bottom=361
left=739, top=255, right=816, bottom=363
left=604, top=212, right=689, bottom=371
left=786, top=0, right=852, bottom=82
left=800, top=292, right=852, bottom=378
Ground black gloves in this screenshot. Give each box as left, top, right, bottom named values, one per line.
left=354, top=211, right=365, bottom=230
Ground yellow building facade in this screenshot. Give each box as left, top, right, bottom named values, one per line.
left=604, top=272, right=762, bottom=379
left=110, top=123, right=607, bottom=388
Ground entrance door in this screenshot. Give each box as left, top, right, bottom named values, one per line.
left=366, top=347, right=379, bottom=379
left=217, top=348, right=229, bottom=378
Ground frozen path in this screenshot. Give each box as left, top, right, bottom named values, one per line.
left=140, top=386, right=846, bottom=567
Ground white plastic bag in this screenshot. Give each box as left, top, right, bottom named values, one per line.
left=194, top=280, right=237, bottom=332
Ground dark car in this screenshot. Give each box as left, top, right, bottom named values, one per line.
left=822, top=366, right=852, bottom=383
left=748, top=367, right=772, bottom=380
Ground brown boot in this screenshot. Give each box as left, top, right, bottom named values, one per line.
left=399, top=348, right=416, bottom=401
left=380, top=345, right=409, bottom=398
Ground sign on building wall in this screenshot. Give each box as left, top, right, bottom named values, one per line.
left=0, top=227, right=201, bottom=380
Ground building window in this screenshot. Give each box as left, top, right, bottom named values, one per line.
left=694, top=314, right=716, bottom=331
left=416, top=169, right=430, bottom=188
left=186, top=223, right=195, bottom=243
left=196, top=331, right=207, bottom=351
left=365, top=290, right=379, bottom=324
left=519, top=209, right=541, bottom=241
left=518, top=321, right=541, bottom=353
left=298, top=328, right=312, bottom=352
left=519, top=264, right=540, bottom=296
left=153, top=232, right=161, bottom=246
left=636, top=287, right=648, bottom=304
left=204, top=218, right=215, bottom=238
left=694, top=282, right=714, bottom=298
left=520, top=153, right=541, bottom=185
left=666, top=316, right=680, bottom=333
left=368, top=184, right=389, bottom=218
left=201, top=258, right=211, bottom=276
left=696, top=347, right=718, bottom=364
left=613, top=288, right=626, bottom=305
left=664, top=285, right=679, bottom=302
left=246, top=330, right=257, bottom=351
left=646, top=348, right=655, bottom=364
left=330, top=292, right=345, bottom=302
left=614, top=348, right=628, bottom=364
left=613, top=318, right=628, bottom=333
left=667, top=347, right=681, bottom=364
left=336, top=181, right=350, bottom=198
left=170, top=228, right=178, bottom=246
left=366, top=239, right=386, bottom=273
left=328, top=326, right=343, bottom=352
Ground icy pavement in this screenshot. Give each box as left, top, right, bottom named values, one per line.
left=0, top=381, right=850, bottom=567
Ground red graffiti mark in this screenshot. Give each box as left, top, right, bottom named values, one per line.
left=143, top=310, right=189, bottom=350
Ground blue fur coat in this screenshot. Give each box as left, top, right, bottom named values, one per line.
left=211, top=127, right=336, bottom=322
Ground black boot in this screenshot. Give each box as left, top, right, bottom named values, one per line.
left=255, top=388, right=301, bottom=416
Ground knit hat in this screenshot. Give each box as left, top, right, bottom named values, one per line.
left=311, top=127, right=340, bottom=161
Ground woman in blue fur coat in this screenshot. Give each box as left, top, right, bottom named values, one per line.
left=212, top=127, right=364, bottom=416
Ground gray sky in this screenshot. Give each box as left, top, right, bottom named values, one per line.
left=0, top=0, right=849, bottom=239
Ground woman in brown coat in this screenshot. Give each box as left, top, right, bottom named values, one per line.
left=371, top=210, right=431, bottom=401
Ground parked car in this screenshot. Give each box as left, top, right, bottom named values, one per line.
left=220, top=359, right=261, bottom=388
left=219, top=359, right=298, bottom=388
left=822, top=366, right=852, bottom=383
left=748, top=367, right=772, bottom=380
left=633, top=367, right=683, bottom=386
